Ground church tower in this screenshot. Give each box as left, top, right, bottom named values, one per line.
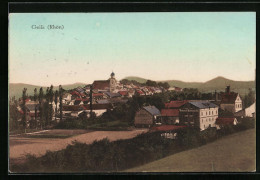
left=109, top=72, right=116, bottom=93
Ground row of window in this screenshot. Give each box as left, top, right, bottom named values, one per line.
left=236, top=104, right=242, bottom=108
left=201, top=110, right=218, bottom=116
left=202, top=117, right=215, bottom=123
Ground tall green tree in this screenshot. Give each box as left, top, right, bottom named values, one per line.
left=22, top=88, right=27, bottom=133
left=59, top=85, right=63, bottom=122
left=38, top=87, right=44, bottom=129
left=33, top=88, right=38, bottom=129
left=54, top=90, right=58, bottom=122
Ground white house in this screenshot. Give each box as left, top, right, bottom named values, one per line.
left=220, top=86, right=242, bottom=113
left=179, top=101, right=219, bottom=131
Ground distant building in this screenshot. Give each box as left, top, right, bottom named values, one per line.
left=234, top=102, right=255, bottom=118
left=159, top=109, right=180, bottom=125
left=220, top=86, right=242, bottom=113
left=215, top=117, right=238, bottom=129
left=92, top=72, right=117, bottom=93
left=134, top=106, right=161, bottom=128
left=179, top=101, right=219, bottom=131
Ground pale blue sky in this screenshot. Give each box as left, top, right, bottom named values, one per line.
left=9, top=12, right=256, bottom=86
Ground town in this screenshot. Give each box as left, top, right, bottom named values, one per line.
left=9, top=72, right=255, bottom=134
left=9, top=72, right=256, bottom=173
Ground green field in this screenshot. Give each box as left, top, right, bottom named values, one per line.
left=125, top=129, right=256, bottom=172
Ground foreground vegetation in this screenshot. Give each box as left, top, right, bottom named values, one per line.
left=10, top=118, right=255, bottom=173
left=126, top=128, right=255, bottom=172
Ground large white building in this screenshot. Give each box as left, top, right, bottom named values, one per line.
left=179, top=101, right=219, bottom=131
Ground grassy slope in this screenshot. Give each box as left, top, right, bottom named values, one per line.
left=9, top=83, right=86, bottom=99
left=125, top=129, right=256, bottom=172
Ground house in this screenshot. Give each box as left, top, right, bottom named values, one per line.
left=174, top=87, right=183, bottom=92
left=220, top=86, right=242, bottom=113
left=179, top=101, right=219, bottom=131
left=134, top=106, right=161, bottom=128
left=215, top=117, right=238, bottom=129
left=158, top=109, right=180, bottom=125
left=118, top=91, right=128, bottom=97
left=234, top=102, right=256, bottom=118
left=82, top=103, right=113, bottom=117
left=104, top=92, right=121, bottom=98
left=165, top=100, right=189, bottom=109
left=62, top=105, right=85, bottom=117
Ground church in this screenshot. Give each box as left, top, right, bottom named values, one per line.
left=92, top=72, right=117, bottom=93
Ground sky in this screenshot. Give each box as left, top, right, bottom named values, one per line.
left=9, top=12, right=256, bottom=86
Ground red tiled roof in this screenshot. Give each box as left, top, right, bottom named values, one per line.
left=92, top=80, right=110, bottom=90
left=161, top=109, right=179, bottom=117
left=118, top=91, right=128, bottom=96
left=25, top=98, right=31, bottom=102
left=165, top=100, right=189, bottom=109
left=220, top=92, right=238, bottom=104
left=137, top=90, right=144, bottom=94
left=71, top=91, right=81, bottom=97
left=150, top=125, right=187, bottom=132
left=216, top=117, right=236, bottom=125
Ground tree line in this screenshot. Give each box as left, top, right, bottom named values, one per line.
left=9, top=85, right=65, bottom=133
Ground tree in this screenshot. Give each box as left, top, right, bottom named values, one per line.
left=146, top=80, right=157, bottom=87
left=54, top=90, right=58, bottom=122
left=48, top=85, right=54, bottom=125
left=22, top=88, right=27, bottom=133
left=33, top=88, right=38, bottom=129
left=38, top=87, right=44, bottom=129
left=59, top=85, right=63, bottom=122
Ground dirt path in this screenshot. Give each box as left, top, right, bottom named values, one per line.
left=9, top=129, right=148, bottom=161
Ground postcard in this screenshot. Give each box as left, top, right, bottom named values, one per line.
left=8, top=12, right=256, bottom=173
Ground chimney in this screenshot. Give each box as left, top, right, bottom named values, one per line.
left=226, top=86, right=230, bottom=94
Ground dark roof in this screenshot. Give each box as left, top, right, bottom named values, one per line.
left=220, top=92, right=239, bottom=104
left=97, top=99, right=110, bottom=104
left=216, top=117, right=237, bottom=125
left=105, top=92, right=121, bottom=98
left=92, top=80, right=110, bottom=90
left=62, top=105, right=84, bottom=111
left=165, top=100, right=189, bottom=109
left=143, top=106, right=161, bottom=116
left=161, top=109, right=179, bottom=117
left=82, top=104, right=113, bottom=110
left=189, top=101, right=218, bottom=109
left=150, top=125, right=187, bottom=132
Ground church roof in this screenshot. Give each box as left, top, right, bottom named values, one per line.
left=92, top=80, right=110, bottom=90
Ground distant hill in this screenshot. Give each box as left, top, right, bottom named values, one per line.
left=9, top=83, right=86, bottom=99
left=123, top=76, right=148, bottom=84
left=123, top=76, right=255, bottom=96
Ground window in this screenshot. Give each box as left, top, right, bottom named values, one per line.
left=201, top=112, right=203, bottom=116
left=206, top=112, right=207, bottom=115
left=212, top=111, right=213, bottom=115
left=216, top=110, right=217, bottom=114
left=209, top=111, right=210, bottom=115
